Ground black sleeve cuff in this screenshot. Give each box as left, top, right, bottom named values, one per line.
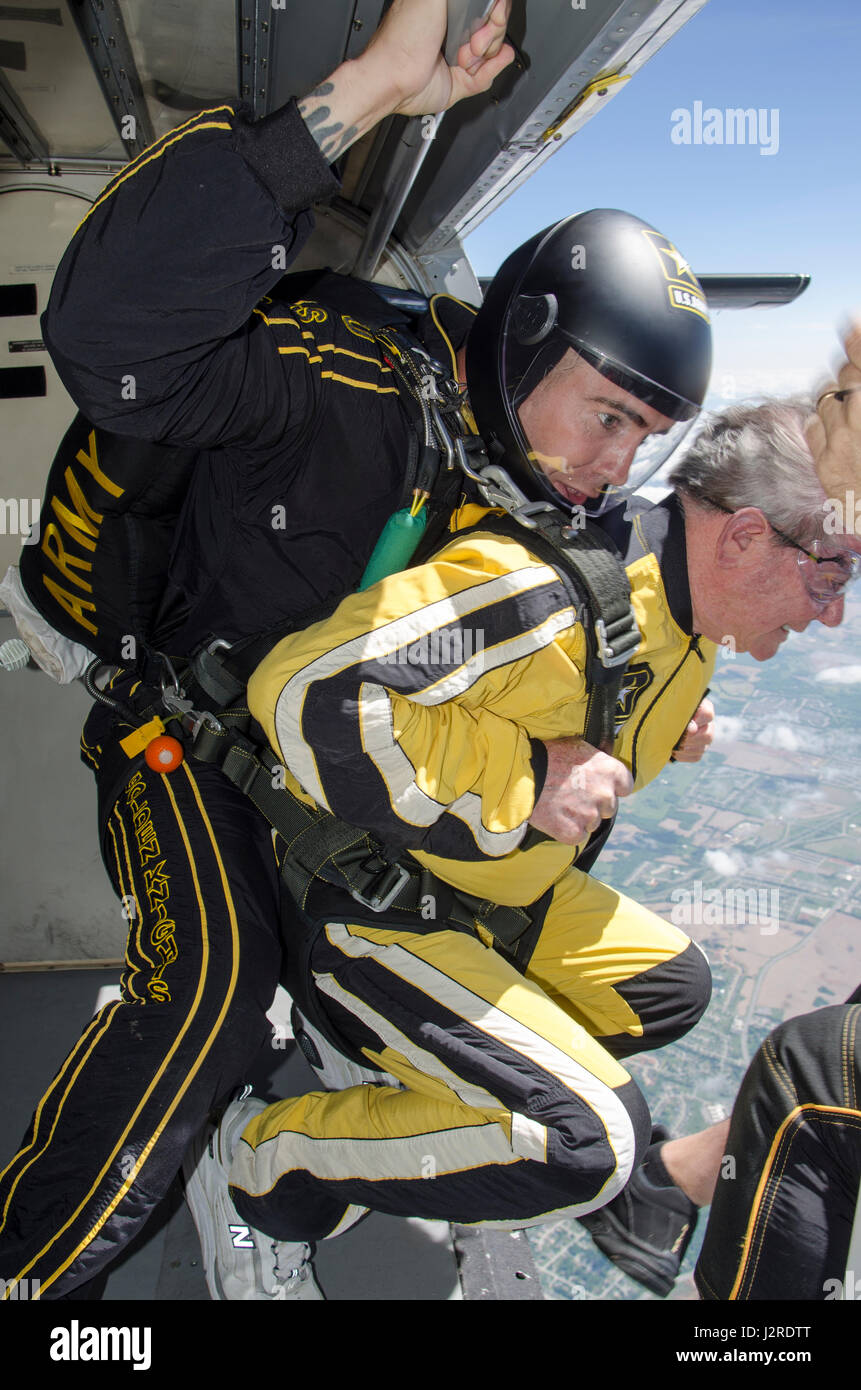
left=233, top=97, right=341, bottom=214
left=528, top=738, right=548, bottom=804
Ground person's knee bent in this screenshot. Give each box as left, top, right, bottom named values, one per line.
left=663, top=939, right=712, bottom=1043
left=603, top=940, right=712, bottom=1057
left=530, top=1071, right=652, bottom=1214
left=751, top=1001, right=860, bottom=1110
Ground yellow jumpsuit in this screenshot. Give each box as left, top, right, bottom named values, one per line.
left=229, top=498, right=716, bottom=1236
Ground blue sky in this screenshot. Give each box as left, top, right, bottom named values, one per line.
left=464, top=0, right=861, bottom=405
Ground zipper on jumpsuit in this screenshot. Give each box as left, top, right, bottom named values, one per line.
left=629, top=634, right=706, bottom=784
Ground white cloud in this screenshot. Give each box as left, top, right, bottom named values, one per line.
left=751, top=850, right=791, bottom=876
left=704, top=849, right=746, bottom=877
left=756, top=725, right=803, bottom=751
left=782, top=789, right=827, bottom=817
left=638, top=482, right=672, bottom=503
left=712, top=715, right=746, bottom=743
left=814, top=666, right=861, bottom=684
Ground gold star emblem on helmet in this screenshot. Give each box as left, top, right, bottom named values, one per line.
left=642, top=230, right=700, bottom=289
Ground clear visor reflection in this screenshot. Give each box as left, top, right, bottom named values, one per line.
left=599, top=418, right=696, bottom=497
left=512, top=345, right=691, bottom=506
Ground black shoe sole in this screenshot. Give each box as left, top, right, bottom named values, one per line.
left=580, top=1206, right=692, bottom=1298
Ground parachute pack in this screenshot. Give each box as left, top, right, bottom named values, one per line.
left=17, top=273, right=462, bottom=676
left=18, top=414, right=199, bottom=670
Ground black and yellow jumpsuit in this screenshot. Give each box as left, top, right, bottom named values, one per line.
left=0, top=92, right=710, bottom=1293
left=226, top=497, right=715, bottom=1239
left=0, top=97, right=460, bottom=1299
left=696, top=985, right=861, bottom=1300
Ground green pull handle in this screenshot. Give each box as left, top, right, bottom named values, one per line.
left=358, top=507, right=428, bottom=590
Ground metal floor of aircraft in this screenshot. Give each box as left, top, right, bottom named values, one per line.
left=0, top=969, right=543, bottom=1301
left=0, top=623, right=541, bottom=1300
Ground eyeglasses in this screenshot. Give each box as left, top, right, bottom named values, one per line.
left=704, top=499, right=860, bottom=606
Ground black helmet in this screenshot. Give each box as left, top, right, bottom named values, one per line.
left=465, top=209, right=713, bottom=515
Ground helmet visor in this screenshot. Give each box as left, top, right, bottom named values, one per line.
left=503, top=315, right=699, bottom=515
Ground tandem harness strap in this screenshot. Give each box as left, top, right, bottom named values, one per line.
left=89, top=305, right=641, bottom=1054
left=173, top=486, right=640, bottom=927
left=89, top=656, right=534, bottom=951
left=170, top=465, right=641, bottom=947
left=185, top=699, right=534, bottom=955
left=172, top=516, right=638, bottom=951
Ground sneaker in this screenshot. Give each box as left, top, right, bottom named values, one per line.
left=578, top=1126, right=698, bottom=1297
left=183, top=1088, right=324, bottom=1301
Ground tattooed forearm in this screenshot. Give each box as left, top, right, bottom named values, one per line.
left=307, top=114, right=359, bottom=161
left=301, top=81, right=335, bottom=101
left=298, top=82, right=360, bottom=161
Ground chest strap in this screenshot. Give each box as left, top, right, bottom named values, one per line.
left=181, top=504, right=636, bottom=912
left=449, top=509, right=641, bottom=749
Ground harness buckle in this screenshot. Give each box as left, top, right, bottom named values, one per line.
left=156, top=651, right=184, bottom=698
left=161, top=685, right=224, bottom=742
left=350, top=860, right=412, bottom=914
left=595, top=614, right=640, bottom=669
left=161, top=687, right=195, bottom=717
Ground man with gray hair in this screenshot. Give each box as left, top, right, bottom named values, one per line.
left=182, top=386, right=856, bottom=1299
left=589, top=395, right=855, bottom=676
left=673, top=397, right=833, bottom=540
left=583, top=343, right=861, bottom=1300
left=658, top=396, right=856, bottom=659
